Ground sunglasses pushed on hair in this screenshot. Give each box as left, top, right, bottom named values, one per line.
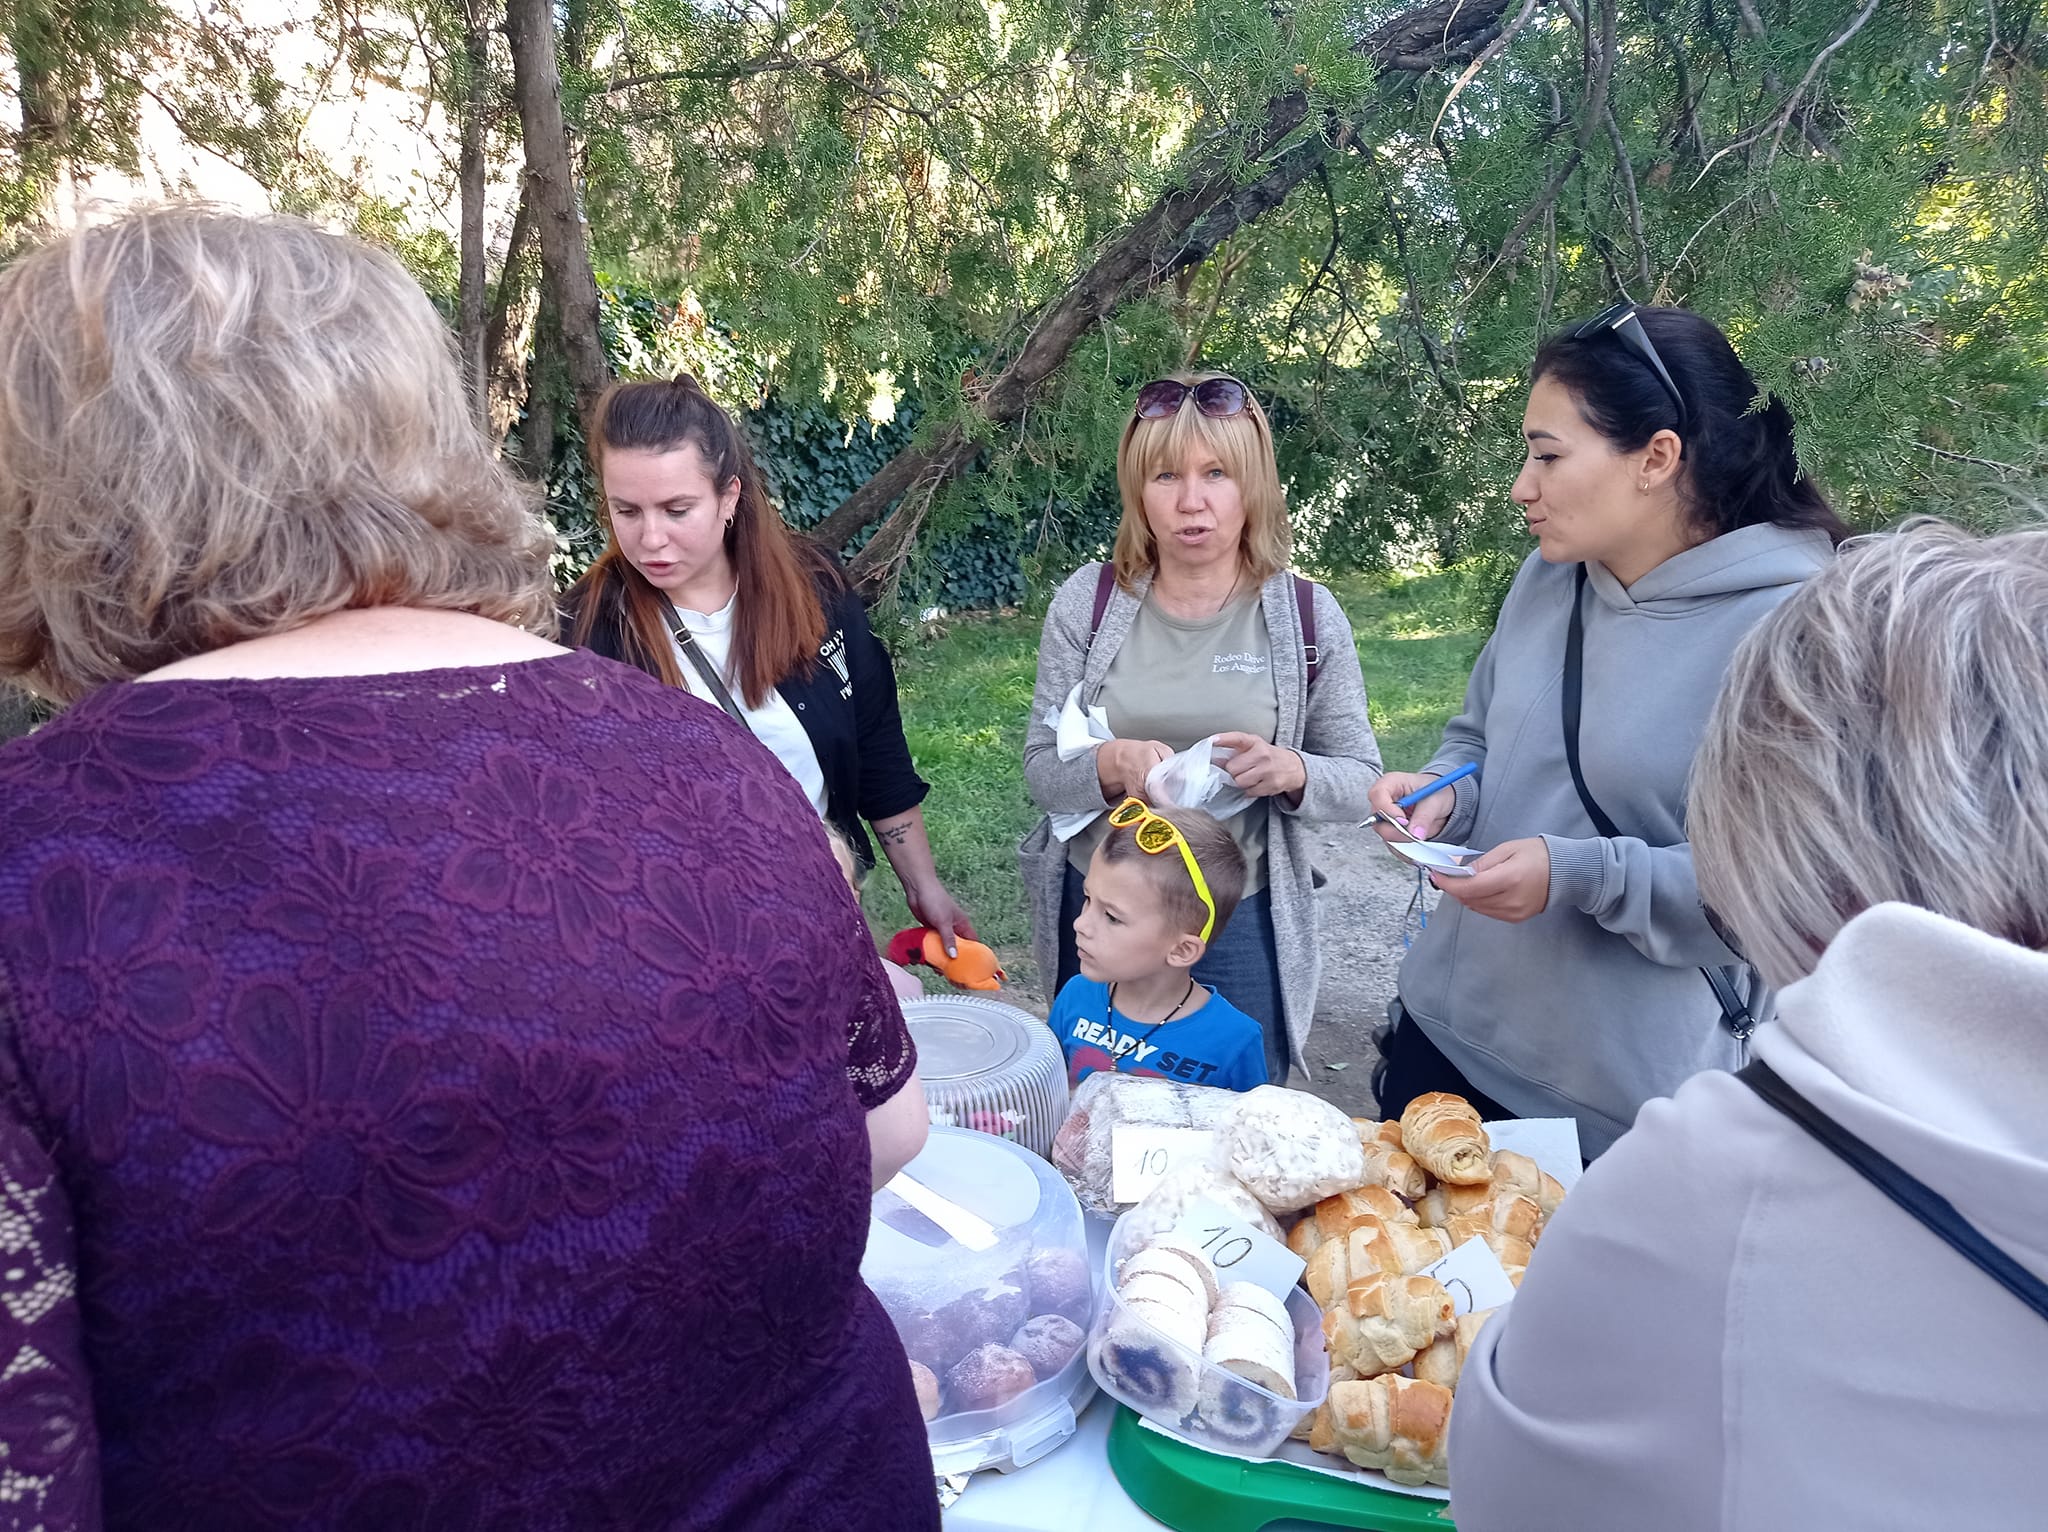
left=1106, top=798, right=1217, bottom=942
left=1133, top=377, right=1250, bottom=422
left=1570, top=301, right=1686, bottom=426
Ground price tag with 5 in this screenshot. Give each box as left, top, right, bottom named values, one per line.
left=1109, top=1124, right=1217, bottom=1204
left=1170, top=1198, right=1306, bottom=1302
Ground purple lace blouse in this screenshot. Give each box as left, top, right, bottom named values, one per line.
left=0, top=651, right=939, bottom=1531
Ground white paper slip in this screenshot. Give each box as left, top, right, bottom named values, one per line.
left=882, top=1171, right=999, bottom=1252
left=1483, top=1116, right=1585, bottom=1190
left=1387, top=839, right=1481, bottom=878
left=1171, top=1198, right=1305, bottom=1301
left=1110, top=1124, right=1219, bottom=1204
left=1420, top=1236, right=1518, bottom=1316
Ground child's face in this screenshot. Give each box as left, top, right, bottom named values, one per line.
left=1074, top=849, right=1201, bottom=983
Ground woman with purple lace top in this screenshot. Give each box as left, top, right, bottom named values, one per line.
left=0, top=208, right=936, bottom=1530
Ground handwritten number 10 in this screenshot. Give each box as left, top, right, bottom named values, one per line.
left=1198, top=1225, right=1254, bottom=1269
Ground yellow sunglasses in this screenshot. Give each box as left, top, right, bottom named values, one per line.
left=1106, top=798, right=1217, bottom=942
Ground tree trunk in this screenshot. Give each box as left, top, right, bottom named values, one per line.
left=456, top=14, right=492, bottom=430
left=484, top=184, right=540, bottom=446
left=819, top=0, right=1516, bottom=577
left=519, top=289, right=561, bottom=486
left=504, top=0, right=610, bottom=431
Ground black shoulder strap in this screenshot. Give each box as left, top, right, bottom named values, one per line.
left=1739, top=1060, right=2048, bottom=1323
left=1295, top=575, right=1319, bottom=690
left=660, top=600, right=746, bottom=725
left=1088, top=562, right=1117, bottom=648
left=1564, top=564, right=1756, bottom=1041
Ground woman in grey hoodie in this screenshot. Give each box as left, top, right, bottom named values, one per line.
left=1367, top=306, right=1848, bottom=1155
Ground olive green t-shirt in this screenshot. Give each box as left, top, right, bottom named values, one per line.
left=1068, top=592, right=1280, bottom=894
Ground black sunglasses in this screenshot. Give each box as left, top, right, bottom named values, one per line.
left=1133, top=376, right=1250, bottom=421
left=1570, top=302, right=1686, bottom=426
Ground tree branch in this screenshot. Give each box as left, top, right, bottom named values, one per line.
left=1764, top=0, right=1879, bottom=168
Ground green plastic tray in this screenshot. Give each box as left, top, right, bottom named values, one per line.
left=1106, top=1406, right=1457, bottom=1532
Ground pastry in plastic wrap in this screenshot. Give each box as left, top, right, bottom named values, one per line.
left=1222, top=1086, right=1369, bottom=1214
left=934, top=1273, right=1029, bottom=1356
left=909, top=1360, right=942, bottom=1421
left=1111, top=1156, right=1282, bottom=1266
left=897, top=1305, right=974, bottom=1374
left=1096, top=1308, right=1201, bottom=1418
left=1050, top=1072, right=1238, bottom=1215
left=946, top=1343, right=1038, bottom=1411
left=1193, top=1364, right=1289, bottom=1446
left=1117, top=1249, right=1213, bottom=1314
left=1010, top=1314, right=1086, bottom=1380
left=1023, top=1246, right=1094, bottom=1324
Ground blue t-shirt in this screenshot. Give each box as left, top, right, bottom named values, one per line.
left=1049, top=976, right=1268, bottom=1092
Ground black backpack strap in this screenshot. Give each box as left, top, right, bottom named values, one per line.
left=1295, top=575, right=1319, bottom=689
left=1739, top=1060, right=2048, bottom=1323
left=1564, top=564, right=1756, bottom=1041
left=1088, top=562, right=1117, bottom=648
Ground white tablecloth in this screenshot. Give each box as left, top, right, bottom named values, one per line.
left=942, top=1391, right=1169, bottom=1532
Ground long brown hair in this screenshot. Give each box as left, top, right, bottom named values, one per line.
left=568, top=374, right=826, bottom=707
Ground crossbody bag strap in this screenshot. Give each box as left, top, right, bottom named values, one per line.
left=660, top=600, right=746, bottom=725
left=1739, top=1060, right=2048, bottom=1323
left=1563, top=564, right=1757, bottom=1042
left=1088, top=561, right=1118, bottom=647
left=1294, top=575, right=1319, bottom=689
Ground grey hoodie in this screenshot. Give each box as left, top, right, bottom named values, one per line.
left=1401, top=524, right=1836, bottom=1154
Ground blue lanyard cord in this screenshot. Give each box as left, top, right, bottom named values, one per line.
left=1400, top=865, right=1431, bottom=950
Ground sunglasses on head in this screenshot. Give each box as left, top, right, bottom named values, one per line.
left=1105, top=797, right=1218, bottom=942
left=1133, top=376, right=1250, bottom=422
left=1570, top=302, right=1686, bottom=427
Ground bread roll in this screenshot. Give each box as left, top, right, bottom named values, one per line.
left=1324, top=1272, right=1453, bottom=1375
left=1398, top=1093, right=1492, bottom=1185
left=1326, top=1375, right=1453, bottom=1487
left=1411, top=1307, right=1494, bottom=1393
left=1441, top=1214, right=1532, bottom=1271
left=1489, top=1149, right=1566, bottom=1218
left=1350, top=1118, right=1428, bottom=1200
left=1306, top=1217, right=1450, bottom=1308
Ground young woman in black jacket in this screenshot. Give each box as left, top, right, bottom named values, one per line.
left=560, top=374, right=975, bottom=950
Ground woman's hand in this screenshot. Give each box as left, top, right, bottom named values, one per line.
left=904, top=880, right=977, bottom=957
left=1096, top=738, right=1171, bottom=801
left=1214, top=732, right=1307, bottom=801
left=1435, top=836, right=1550, bottom=923
left=1367, top=770, right=1455, bottom=843
left=872, top=806, right=977, bottom=957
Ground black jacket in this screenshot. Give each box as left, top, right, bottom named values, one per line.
left=558, top=574, right=929, bottom=870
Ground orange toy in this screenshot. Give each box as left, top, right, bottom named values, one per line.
left=886, top=927, right=1006, bottom=991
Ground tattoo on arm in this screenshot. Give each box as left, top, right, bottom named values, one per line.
left=877, top=823, right=914, bottom=847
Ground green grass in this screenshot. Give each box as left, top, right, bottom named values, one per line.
left=860, top=565, right=1490, bottom=993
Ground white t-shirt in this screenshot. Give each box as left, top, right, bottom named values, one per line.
left=667, top=592, right=829, bottom=818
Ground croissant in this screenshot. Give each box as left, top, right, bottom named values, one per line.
left=1326, top=1375, right=1454, bottom=1487
left=1415, top=1180, right=1491, bottom=1229
left=1296, top=1362, right=1357, bottom=1444
left=1292, top=1185, right=1413, bottom=1260
left=1489, top=1149, right=1566, bottom=1218
left=1324, top=1271, right=1454, bottom=1375
left=1304, top=1217, right=1451, bottom=1308
left=1411, top=1307, right=1495, bottom=1393
left=1441, top=1213, right=1533, bottom=1271
left=1350, top=1118, right=1428, bottom=1200
left=1398, top=1093, right=1492, bottom=1185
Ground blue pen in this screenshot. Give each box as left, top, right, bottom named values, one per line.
left=1362, top=760, right=1479, bottom=835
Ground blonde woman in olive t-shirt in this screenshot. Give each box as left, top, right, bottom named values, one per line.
left=1021, top=374, right=1381, bottom=1081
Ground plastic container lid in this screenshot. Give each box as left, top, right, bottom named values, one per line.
left=864, top=1127, right=1097, bottom=1477
left=903, top=996, right=1068, bottom=1159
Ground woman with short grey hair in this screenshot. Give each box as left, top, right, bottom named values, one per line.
left=1449, top=519, right=2048, bottom=1530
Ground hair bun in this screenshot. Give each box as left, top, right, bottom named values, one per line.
left=670, top=370, right=704, bottom=393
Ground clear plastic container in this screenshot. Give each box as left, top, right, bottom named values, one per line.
left=1086, top=1209, right=1329, bottom=1458
left=863, top=1126, right=1097, bottom=1475
left=903, top=996, right=1068, bottom=1159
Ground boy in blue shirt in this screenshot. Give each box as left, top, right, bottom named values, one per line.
left=1049, top=799, right=1266, bottom=1092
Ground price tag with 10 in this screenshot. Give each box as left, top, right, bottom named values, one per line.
left=1169, top=1198, right=1305, bottom=1301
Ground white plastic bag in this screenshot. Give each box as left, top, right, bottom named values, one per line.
left=1144, top=735, right=1254, bottom=822
left=1223, top=1085, right=1370, bottom=1214
left=1051, top=1072, right=1240, bottom=1216
left=1046, top=683, right=1116, bottom=842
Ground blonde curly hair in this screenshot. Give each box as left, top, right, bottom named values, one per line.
left=0, top=205, right=556, bottom=703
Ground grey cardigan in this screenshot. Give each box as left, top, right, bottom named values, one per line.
left=1020, top=563, right=1381, bottom=1070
